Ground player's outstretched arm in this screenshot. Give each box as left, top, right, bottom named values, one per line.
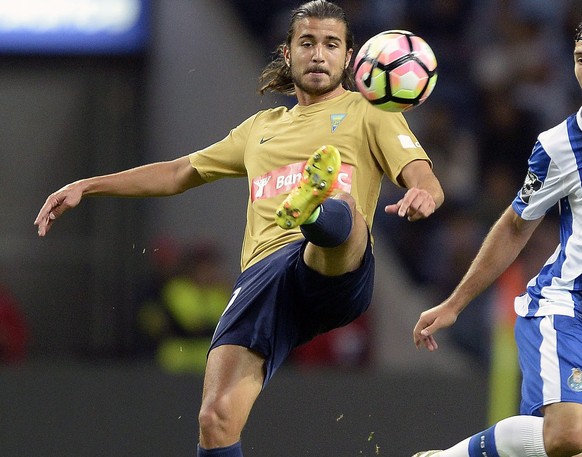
left=413, top=206, right=542, bottom=351
left=384, top=159, right=444, bottom=221
left=35, top=156, right=204, bottom=236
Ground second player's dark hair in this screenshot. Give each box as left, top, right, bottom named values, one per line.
left=576, top=22, right=582, bottom=42
left=258, top=0, right=355, bottom=96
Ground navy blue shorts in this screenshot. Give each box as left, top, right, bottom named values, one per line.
left=209, top=238, right=375, bottom=386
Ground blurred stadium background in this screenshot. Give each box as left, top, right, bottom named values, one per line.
left=0, top=0, right=579, bottom=455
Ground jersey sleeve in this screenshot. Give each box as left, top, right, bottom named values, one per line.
left=188, top=113, right=259, bottom=182
left=512, top=139, right=565, bottom=220
left=365, top=106, right=432, bottom=186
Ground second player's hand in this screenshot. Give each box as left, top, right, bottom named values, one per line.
left=34, top=182, right=83, bottom=236
left=413, top=303, right=458, bottom=351
left=385, top=188, right=436, bottom=221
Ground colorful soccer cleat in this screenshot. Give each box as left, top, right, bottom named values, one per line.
left=275, top=145, right=341, bottom=229
left=411, top=451, right=442, bottom=457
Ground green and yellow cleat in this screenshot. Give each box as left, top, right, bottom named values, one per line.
left=411, top=451, right=442, bottom=457
left=275, top=145, right=341, bottom=229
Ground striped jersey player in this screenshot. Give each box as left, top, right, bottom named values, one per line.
left=412, top=21, right=582, bottom=457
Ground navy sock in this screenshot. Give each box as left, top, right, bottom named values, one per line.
left=300, top=198, right=352, bottom=247
left=197, top=442, right=243, bottom=457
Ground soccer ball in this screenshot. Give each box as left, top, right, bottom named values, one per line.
left=354, top=30, right=438, bottom=112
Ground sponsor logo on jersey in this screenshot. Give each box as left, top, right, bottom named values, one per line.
left=519, top=170, right=542, bottom=204
left=251, top=161, right=353, bottom=201
left=331, top=113, right=347, bottom=133
left=568, top=367, right=582, bottom=392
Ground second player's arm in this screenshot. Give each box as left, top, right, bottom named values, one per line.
left=414, top=206, right=543, bottom=349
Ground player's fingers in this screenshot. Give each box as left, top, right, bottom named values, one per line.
left=398, top=188, right=424, bottom=218
left=405, top=193, right=436, bottom=221
left=384, top=202, right=401, bottom=215
left=34, top=204, right=50, bottom=226
left=35, top=196, right=62, bottom=236
left=36, top=212, right=55, bottom=236
left=413, top=326, right=438, bottom=350
left=421, top=334, right=438, bottom=351
left=35, top=194, right=61, bottom=222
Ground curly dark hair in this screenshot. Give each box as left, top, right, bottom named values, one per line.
left=258, top=0, right=355, bottom=96
left=576, top=22, right=582, bottom=42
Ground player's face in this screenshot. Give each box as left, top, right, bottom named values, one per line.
left=576, top=40, right=582, bottom=90
left=284, top=17, right=352, bottom=103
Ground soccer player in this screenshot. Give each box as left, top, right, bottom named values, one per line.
left=412, top=21, right=582, bottom=457
left=35, top=1, right=444, bottom=456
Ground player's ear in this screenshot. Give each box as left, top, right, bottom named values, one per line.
left=345, top=49, right=353, bottom=69
left=283, top=45, right=291, bottom=67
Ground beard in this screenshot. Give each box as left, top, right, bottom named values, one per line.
left=290, top=65, right=345, bottom=96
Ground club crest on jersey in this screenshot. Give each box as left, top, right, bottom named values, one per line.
left=519, top=170, right=542, bottom=204
left=331, top=114, right=346, bottom=133
left=568, top=368, right=582, bottom=392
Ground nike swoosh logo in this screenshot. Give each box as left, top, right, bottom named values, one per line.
left=260, top=136, right=275, bottom=144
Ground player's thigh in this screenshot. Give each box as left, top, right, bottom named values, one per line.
left=543, top=402, right=582, bottom=453
left=201, top=344, right=265, bottom=421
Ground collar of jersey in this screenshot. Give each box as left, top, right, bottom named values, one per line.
left=290, top=91, right=352, bottom=117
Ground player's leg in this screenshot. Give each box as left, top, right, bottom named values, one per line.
left=536, top=314, right=582, bottom=457
left=197, top=344, right=265, bottom=456
left=413, top=314, right=582, bottom=457
left=411, top=415, right=547, bottom=457
left=302, top=191, right=368, bottom=275
left=542, top=401, right=582, bottom=456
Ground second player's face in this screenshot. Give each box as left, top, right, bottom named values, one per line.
left=576, top=40, right=582, bottom=90
left=285, top=17, right=352, bottom=101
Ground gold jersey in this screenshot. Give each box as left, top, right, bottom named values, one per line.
left=189, top=91, right=431, bottom=271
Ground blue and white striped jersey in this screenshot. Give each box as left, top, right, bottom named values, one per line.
left=512, top=107, right=582, bottom=317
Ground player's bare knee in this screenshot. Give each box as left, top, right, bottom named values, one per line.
left=198, top=397, right=233, bottom=440
left=332, top=191, right=356, bottom=214
left=544, top=422, right=582, bottom=457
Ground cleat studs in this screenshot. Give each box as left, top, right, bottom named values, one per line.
left=319, top=181, right=327, bottom=189
left=327, top=166, right=333, bottom=173
left=313, top=153, right=321, bottom=162
left=285, top=220, right=292, bottom=227
left=305, top=166, right=311, bottom=172
left=276, top=210, right=282, bottom=216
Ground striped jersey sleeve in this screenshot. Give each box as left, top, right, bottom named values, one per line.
left=512, top=107, right=582, bottom=317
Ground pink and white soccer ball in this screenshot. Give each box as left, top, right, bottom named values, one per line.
left=354, top=30, right=438, bottom=112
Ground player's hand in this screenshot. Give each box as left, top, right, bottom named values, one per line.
left=34, top=182, right=83, bottom=236
left=384, top=187, right=436, bottom=221
left=413, top=303, right=458, bottom=351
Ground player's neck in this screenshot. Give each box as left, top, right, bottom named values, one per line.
left=295, top=85, right=346, bottom=106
